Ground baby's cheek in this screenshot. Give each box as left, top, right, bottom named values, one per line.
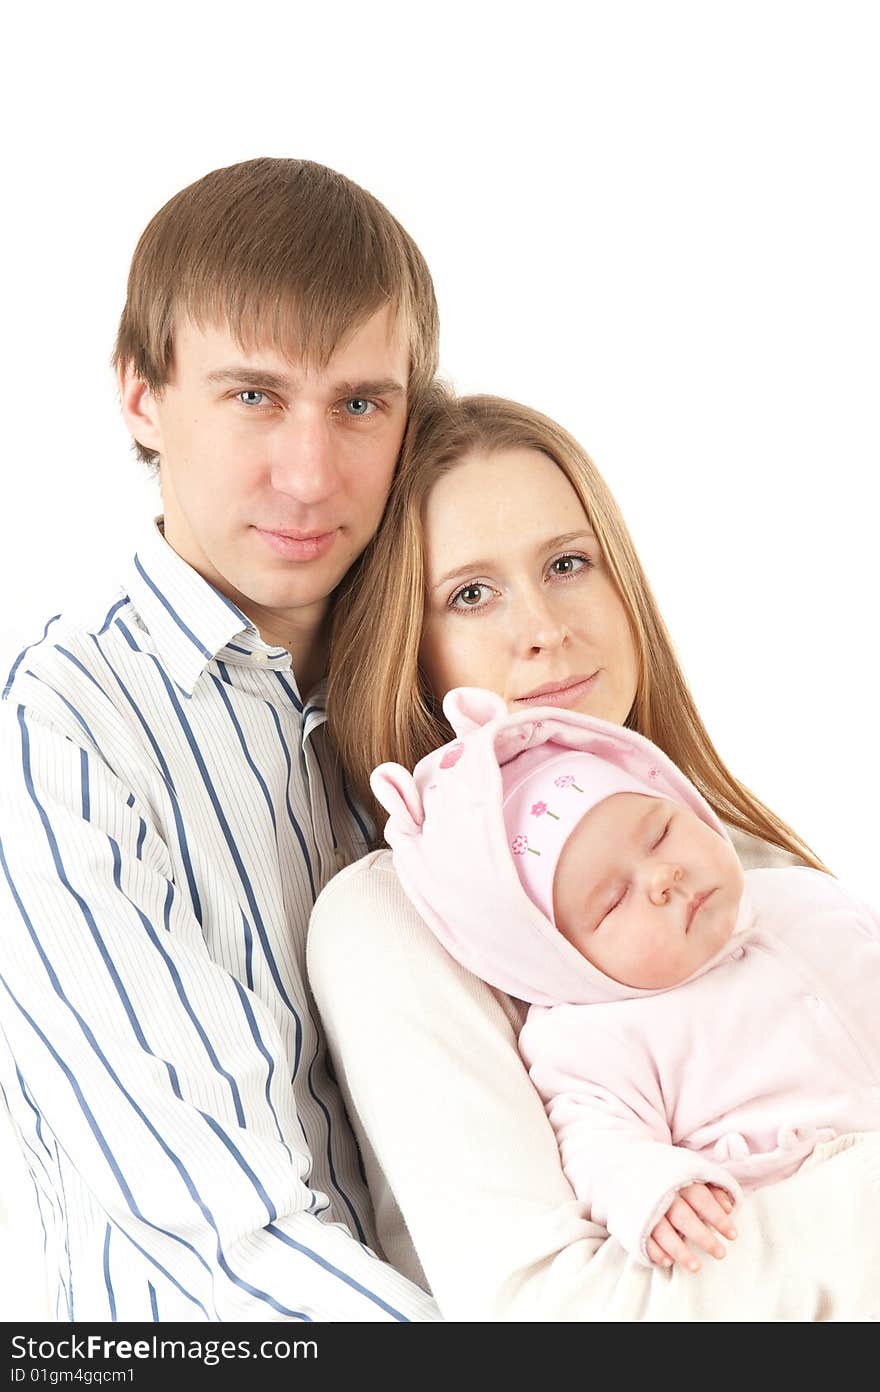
left=624, top=934, right=687, bottom=989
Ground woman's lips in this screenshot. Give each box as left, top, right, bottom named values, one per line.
left=255, top=527, right=339, bottom=562
left=514, top=672, right=600, bottom=709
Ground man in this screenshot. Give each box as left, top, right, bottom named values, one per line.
left=0, top=158, right=440, bottom=1321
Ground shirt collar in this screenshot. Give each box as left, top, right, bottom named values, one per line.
left=122, top=518, right=293, bottom=698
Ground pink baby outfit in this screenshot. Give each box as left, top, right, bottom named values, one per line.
left=371, top=687, right=880, bottom=1266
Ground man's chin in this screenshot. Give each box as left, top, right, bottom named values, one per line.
left=240, top=580, right=336, bottom=615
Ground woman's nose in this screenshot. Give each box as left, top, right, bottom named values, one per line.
left=517, top=591, right=570, bottom=654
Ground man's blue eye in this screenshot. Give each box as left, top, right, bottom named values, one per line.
left=346, top=398, right=371, bottom=416
left=238, top=391, right=265, bottom=406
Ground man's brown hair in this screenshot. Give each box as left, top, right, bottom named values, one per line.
left=113, top=157, right=439, bottom=468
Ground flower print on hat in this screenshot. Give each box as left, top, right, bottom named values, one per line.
left=502, top=748, right=666, bottom=925
left=554, top=774, right=584, bottom=792
left=512, top=834, right=540, bottom=857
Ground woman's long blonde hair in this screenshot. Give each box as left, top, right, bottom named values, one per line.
left=328, top=386, right=827, bottom=871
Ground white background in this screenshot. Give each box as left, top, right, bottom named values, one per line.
left=1, top=1, right=878, bottom=1319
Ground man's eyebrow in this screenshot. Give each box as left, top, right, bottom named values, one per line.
left=430, top=530, right=598, bottom=590
left=203, top=368, right=406, bottom=396
left=204, top=368, right=293, bottom=390
left=333, top=378, right=406, bottom=397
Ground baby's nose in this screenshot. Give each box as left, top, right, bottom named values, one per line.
left=647, top=862, right=684, bottom=904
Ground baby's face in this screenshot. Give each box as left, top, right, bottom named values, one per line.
left=552, top=793, right=744, bottom=989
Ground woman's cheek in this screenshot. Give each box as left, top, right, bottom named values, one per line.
left=419, top=621, right=475, bottom=697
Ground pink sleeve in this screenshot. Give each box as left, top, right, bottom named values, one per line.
left=520, top=1008, right=742, bottom=1266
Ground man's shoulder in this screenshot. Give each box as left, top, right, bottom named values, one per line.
left=1, top=584, right=144, bottom=737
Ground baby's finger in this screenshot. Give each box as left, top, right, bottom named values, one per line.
left=707, top=1184, right=735, bottom=1215
left=682, top=1185, right=737, bottom=1241
left=645, top=1235, right=673, bottom=1268
left=651, top=1216, right=701, bottom=1272
left=665, top=1196, right=726, bottom=1261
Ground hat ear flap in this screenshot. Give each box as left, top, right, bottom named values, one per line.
left=442, top=686, right=508, bottom=735
left=369, top=763, right=425, bottom=831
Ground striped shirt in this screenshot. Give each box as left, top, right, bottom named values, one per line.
left=0, top=519, right=439, bottom=1323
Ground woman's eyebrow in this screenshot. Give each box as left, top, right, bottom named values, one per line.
left=430, top=559, right=497, bottom=589
left=430, top=530, right=598, bottom=590
left=543, top=530, right=598, bottom=550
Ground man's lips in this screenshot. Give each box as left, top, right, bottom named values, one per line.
left=254, top=525, right=339, bottom=562
left=258, top=526, right=335, bottom=541
left=514, top=673, right=599, bottom=704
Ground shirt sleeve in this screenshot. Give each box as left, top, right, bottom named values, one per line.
left=0, top=702, right=439, bottom=1322
left=519, top=1011, right=741, bottom=1266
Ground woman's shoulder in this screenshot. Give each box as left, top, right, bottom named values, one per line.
left=308, top=848, right=439, bottom=961
left=311, top=848, right=404, bottom=918
left=307, top=850, right=528, bottom=1035
left=725, top=824, right=805, bottom=871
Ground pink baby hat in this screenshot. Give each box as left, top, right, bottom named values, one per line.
left=370, top=687, right=730, bottom=1006
left=501, top=747, right=664, bottom=924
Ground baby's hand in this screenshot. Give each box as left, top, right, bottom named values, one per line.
left=647, top=1183, right=737, bottom=1272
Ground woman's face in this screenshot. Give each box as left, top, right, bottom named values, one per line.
left=419, top=447, right=640, bottom=723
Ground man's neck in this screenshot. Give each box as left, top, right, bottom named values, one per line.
left=253, top=611, right=330, bottom=701
left=156, top=517, right=330, bottom=701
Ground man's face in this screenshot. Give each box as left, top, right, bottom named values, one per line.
left=121, top=308, right=409, bottom=641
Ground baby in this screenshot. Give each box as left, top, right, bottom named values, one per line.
left=371, top=687, right=880, bottom=1272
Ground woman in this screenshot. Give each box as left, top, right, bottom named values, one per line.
left=307, top=389, right=880, bottom=1320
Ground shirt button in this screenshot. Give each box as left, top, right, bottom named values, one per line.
left=730, top=947, right=745, bottom=960
left=253, top=651, right=268, bottom=665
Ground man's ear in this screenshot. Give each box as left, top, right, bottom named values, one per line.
left=118, top=362, right=164, bottom=456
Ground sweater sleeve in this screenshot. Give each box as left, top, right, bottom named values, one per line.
left=520, top=1010, right=742, bottom=1266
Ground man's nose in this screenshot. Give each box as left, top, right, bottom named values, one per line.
left=268, top=410, right=341, bottom=505
left=645, top=861, right=684, bottom=906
